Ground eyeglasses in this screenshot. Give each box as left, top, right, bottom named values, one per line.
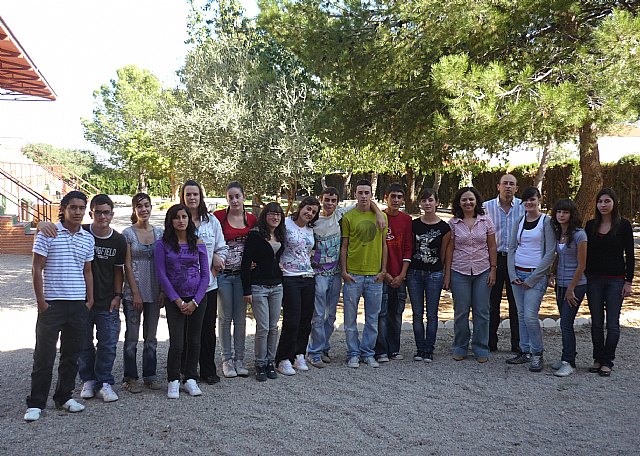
left=92, top=210, right=113, bottom=218
left=266, top=212, right=282, bottom=218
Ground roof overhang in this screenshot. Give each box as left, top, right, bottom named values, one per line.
left=0, top=16, right=56, bottom=101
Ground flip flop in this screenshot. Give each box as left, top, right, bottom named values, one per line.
left=598, top=366, right=612, bottom=377
left=588, top=361, right=601, bottom=373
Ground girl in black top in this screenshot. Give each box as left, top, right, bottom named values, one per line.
left=585, top=188, right=635, bottom=376
left=241, top=202, right=286, bottom=381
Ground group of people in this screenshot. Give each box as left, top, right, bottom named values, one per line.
left=23, top=175, right=634, bottom=422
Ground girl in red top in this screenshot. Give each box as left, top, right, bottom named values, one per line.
left=214, top=182, right=257, bottom=378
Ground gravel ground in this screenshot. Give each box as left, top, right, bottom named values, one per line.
left=1, top=252, right=640, bottom=455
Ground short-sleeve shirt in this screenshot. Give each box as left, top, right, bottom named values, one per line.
left=449, top=215, right=495, bottom=276
left=342, top=208, right=388, bottom=276
left=555, top=229, right=587, bottom=287
left=122, top=225, right=163, bottom=303
left=281, top=217, right=315, bottom=276
left=214, top=209, right=257, bottom=271
left=484, top=196, right=524, bottom=253
left=83, top=224, right=127, bottom=310
left=410, top=219, right=450, bottom=272
left=32, top=222, right=95, bottom=301
left=385, top=210, right=413, bottom=277
left=312, top=205, right=353, bottom=276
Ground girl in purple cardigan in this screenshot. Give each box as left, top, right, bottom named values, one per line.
left=155, top=204, right=209, bottom=399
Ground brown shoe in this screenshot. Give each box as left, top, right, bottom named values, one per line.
left=477, top=357, right=489, bottom=363
left=123, top=379, right=143, bottom=394
left=453, top=354, right=465, bottom=361
left=144, top=380, right=163, bottom=390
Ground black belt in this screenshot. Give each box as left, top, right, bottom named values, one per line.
left=515, top=266, right=535, bottom=272
left=222, top=269, right=241, bottom=276
left=498, top=251, right=508, bottom=257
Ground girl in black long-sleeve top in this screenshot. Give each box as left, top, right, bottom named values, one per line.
left=585, top=188, right=635, bottom=377
left=241, top=202, right=286, bottom=381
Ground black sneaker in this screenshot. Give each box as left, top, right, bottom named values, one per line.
left=506, top=352, right=531, bottom=365
left=255, top=365, right=267, bottom=382
left=413, top=351, right=425, bottom=361
left=266, top=362, right=278, bottom=379
left=423, top=353, right=433, bottom=363
left=529, top=355, right=544, bottom=372
left=201, top=374, right=221, bottom=385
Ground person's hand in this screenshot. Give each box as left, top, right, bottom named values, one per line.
left=86, top=299, right=94, bottom=310
left=212, top=254, right=225, bottom=274
left=133, top=291, right=143, bottom=311
left=157, top=292, right=165, bottom=308
left=375, top=212, right=387, bottom=231
left=512, top=278, right=524, bottom=287
left=487, top=268, right=496, bottom=287
left=622, top=282, right=632, bottom=299
left=565, top=287, right=579, bottom=307
left=342, top=272, right=356, bottom=283
left=244, top=295, right=253, bottom=305
left=548, top=274, right=556, bottom=288
left=443, top=274, right=450, bottom=291
left=37, top=221, right=57, bottom=238
left=109, top=296, right=121, bottom=312
left=390, top=275, right=404, bottom=288
left=37, top=300, right=49, bottom=313
left=375, top=272, right=386, bottom=283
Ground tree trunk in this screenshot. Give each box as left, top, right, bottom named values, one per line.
left=574, top=120, right=603, bottom=223
left=371, top=171, right=379, bottom=201
left=533, top=137, right=553, bottom=193
left=252, top=193, right=263, bottom=218
left=320, top=174, right=327, bottom=190
left=433, top=169, right=442, bottom=196
left=285, top=181, right=297, bottom=217
left=169, top=172, right=178, bottom=200
left=138, top=165, right=147, bottom=194
left=405, top=166, right=417, bottom=214
left=344, top=172, right=353, bottom=200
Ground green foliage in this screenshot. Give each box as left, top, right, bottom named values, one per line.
left=88, top=169, right=171, bottom=197
left=21, top=143, right=102, bottom=178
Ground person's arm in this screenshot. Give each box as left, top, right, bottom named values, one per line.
left=443, top=227, right=454, bottom=291
left=189, top=242, right=210, bottom=313
left=524, top=216, right=556, bottom=287
left=369, top=201, right=386, bottom=231
left=565, top=239, right=587, bottom=306
left=241, top=233, right=256, bottom=304
left=32, top=253, right=48, bottom=313
left=124, top=243, right=144, bottom=311
left=440, top=231, right=452, bottom=289
left=622, top=219, right=634, bottom=298
left=154, top=241, right=181, bottom=305
left=486, top=232, right=497, bottom=287
left=84, top=262, right=94, bottom=310
left=391, top=217, right=413, bottom=287
left=110, top=266, right=124, bottom=312
left=212, top=217, right=228, bottom=275
left=377, top=229, right=388, bottom=283
left=36, top=221, right=58, bottom=238
left=340, top=236, right=355, bottom=283
left=507, top=216, right=521, bottom=285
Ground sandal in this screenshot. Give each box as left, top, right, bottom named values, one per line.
left=598, top=365, right=612, bottom=377
left=588, top=361, right=601, bottom=373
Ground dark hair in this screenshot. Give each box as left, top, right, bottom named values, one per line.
left=355, top=179, right=372, bottom=189
left=521, top=186, right=541, bottom=202
left=451, top=187, right=485, bottom=218
left=162, top=204, right=198, bottom=253
left=419, top=188, right=438, bottom=202
left=180, top=179, right=209, bottom=223
left=90, top=193, right=114, bottom=211
left=256, top=202, right=286, bottom=242
left=592, top=187, right=621, bottom=236
left=291, top=196, right=321, bottom=228
left=321, top=187, right=340, bottom=199
left=551, top=199, right=582, bottom=246
left=385, top=182, right=405, bottom=197
left=226, top=181, right=245, bottom=194
left=223, top=181, right=249, bottom=227
left=130, top=192, right=151, bottom=224
left=59, top=190, right=88, bottom=222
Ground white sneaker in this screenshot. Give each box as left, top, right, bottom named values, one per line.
left=364, top=356, right=380, bottom=368
left=184, top=379, right=202, bottom=396
left=24, top=408, right=42, bottom=422
left=377, top=354, right=390, bottom=363
left=167, top=380, right=180, bottom=399
left=347, top=356, right=360, bottom=368
left=293, top=354, right=309, bottom=371
left=277, top=360, right=296, bottom=376
left=551, top=359, right=563, bottom=370
left=96, top=383, right=119, bottom=402
left=222, top=359, right=238, bottom=378
left=80, top=380, right=95, bottom=399
left=554, top=361, right=575, bottom=377
left=60, top=399, right=85, bottom=413
left=234, top=360, right=249, bottom=377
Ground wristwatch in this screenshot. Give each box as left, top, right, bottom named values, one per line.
left=114, top=292, right=124, bottom=298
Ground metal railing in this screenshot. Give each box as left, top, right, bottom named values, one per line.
left=0, top=167, right=53, bottom=223
left=30, top=148, right=100, bottom=195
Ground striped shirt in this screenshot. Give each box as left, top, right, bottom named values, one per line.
left=449, top=215, right=496, bottom=275
left=484, top=196, right=524, bottom=253
left=32, top=222, right=95, bottom=301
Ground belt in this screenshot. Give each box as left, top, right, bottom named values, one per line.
left=222, top=269, right=241, bottom=276
left=497, top=251, right=508, bottom=257
left=515, top=266, right=535, bottom=272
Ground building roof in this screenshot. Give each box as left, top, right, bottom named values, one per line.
left=0, top=16, right=56, bottom=101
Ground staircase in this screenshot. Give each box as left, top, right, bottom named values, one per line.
left=0, top=214, right=35, bottom=255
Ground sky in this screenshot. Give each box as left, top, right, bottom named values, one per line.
left=0, top=0, right=258, bottom=155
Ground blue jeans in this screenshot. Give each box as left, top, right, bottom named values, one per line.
left=587, top=276, right=624, bottom=368
left=512, top=270, right=547, bottom=355
left=252, top=284, right=283, bottom=367
left=217, top=272, right=247, bottom=361
left=343, top=274, right=383, bottom=358
left=307, top=273, right=341, bottom=356
left=375, top=282, right=407, bottom=356
left=450, top=270, right=491, bottom=358
left=123, top=300, right=160, bottom=382
left=407, top=269, right=444, bottom=354
left=78, top=307, right=121, bottom=387
left=555, top=284, right=586, bottom=366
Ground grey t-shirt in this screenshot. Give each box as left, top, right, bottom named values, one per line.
left=555, top=228, right=587, bottom=287
left=122, top=226, right=164, bottom=302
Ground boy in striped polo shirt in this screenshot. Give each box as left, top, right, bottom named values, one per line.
left=25, top=191, right=95, bottom=422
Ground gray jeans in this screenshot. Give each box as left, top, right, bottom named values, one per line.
left=217, top=272, right=247, bottom=361
left=252, top=284, right=283, bottom=367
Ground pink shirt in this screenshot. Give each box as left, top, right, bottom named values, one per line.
left=449, top=215, right=496, bottom=275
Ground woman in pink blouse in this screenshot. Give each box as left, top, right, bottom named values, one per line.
left=446, top=187, right=497, bottom=363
